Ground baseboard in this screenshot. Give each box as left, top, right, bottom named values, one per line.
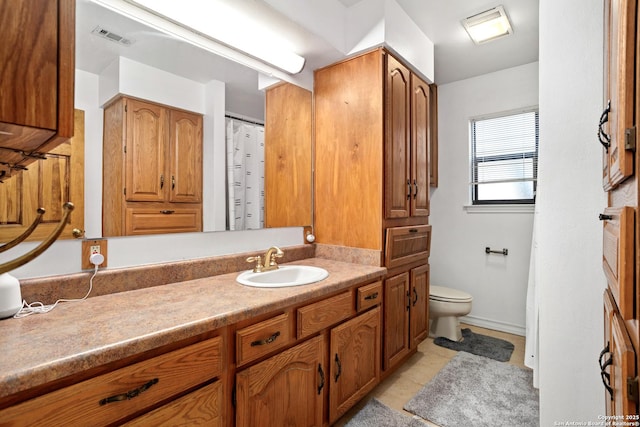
left=460, top=315, right=526, bottom=336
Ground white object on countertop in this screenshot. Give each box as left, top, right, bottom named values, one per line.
left=0, top=272, right=22, bottom=319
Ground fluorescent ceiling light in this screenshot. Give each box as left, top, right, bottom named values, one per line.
left=125, top=0, right=305, bottom=74
left=462, top=5, right=513, bottom=44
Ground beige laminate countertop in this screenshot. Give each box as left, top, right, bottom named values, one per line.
left=0, top=258, right=386, bottom=400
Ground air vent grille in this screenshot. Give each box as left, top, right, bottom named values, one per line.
left=91, top=26, right=133, bottom=46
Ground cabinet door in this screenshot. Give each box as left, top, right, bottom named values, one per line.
left=125, top=99, right=167, bottom=202
left=169, top=110, right=202, bottom=203
left=236, top=335, right=325, bottom=427
left=329, top=307, right=381, bottom=423
left=410, top=74, right=430, bottom=217
left=384, top=272, right=410, bottom=370
left=602, top=0, right=636, bottom=189
left=0, top=110, right=84, bottom=242
left=385, top=54, right=411, bottom=219
left=410, top=264, right=430, bottom=348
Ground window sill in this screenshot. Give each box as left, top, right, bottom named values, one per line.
left=463, top=204, right=535, bottom=214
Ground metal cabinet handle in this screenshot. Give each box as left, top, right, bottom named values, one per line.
left=599, top=213, right=613, bottom=221
left=99, top=378, right=159, bottom=405
left=160, top=174, right=164, bottom=189
left=172, top=175, right=175, bottom=190
left=334, top=353, right=342, bottom=382
left=406, top=179, right=411, bottom=200
left=599, top=342, right=613, bottom=401
left=160, top=210, right=175, bottom=215
left=413, top=287, right=418, bottom=306
left=317, top=364, right=325, bottom=395
left=598, top=100, right=611, bottom=152
left=250, top=331, right=280, bottom=347
left=413, top=179, right=418, bottom=199
left=364, top=292, right=379, bottom=301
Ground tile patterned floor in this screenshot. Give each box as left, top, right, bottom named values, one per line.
left=334, top=324, right=528, bottom=426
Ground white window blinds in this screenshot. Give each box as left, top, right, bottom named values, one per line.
left=471, top=110, right=539, bottom=204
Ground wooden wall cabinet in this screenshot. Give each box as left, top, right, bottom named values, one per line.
left=103, top=96, right=203, bottom=236
left=315, top=48, right=434, bottom=251
left=602, top=0, right=636, bottom=190
left=0, top=0, right=75, bottom=177
left=599, top=0, right=639, bottom=416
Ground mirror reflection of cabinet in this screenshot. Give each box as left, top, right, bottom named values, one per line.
left=264, top=83, right=312, bottom=228
left=102, top=96, right=203, bottom=236
left=0, top=110, right=85, bottom=242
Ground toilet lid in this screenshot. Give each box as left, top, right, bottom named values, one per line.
left=430, top=285, right=473, bottom=302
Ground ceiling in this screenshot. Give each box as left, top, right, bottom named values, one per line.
left=76, top=0, right=539, bottom=98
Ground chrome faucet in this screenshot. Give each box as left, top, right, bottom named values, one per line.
left=246, top=246, right=284, bottom=273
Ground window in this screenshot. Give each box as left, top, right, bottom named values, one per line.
left=470, top=109, right=539, bottom=204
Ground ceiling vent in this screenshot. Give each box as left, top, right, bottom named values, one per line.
left=462, top=5, right=513, bottom=44
left=91, top=26, right=134, bottom=46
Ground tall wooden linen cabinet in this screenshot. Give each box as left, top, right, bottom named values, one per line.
left=314, top=48, right=433, bottom=374
left=601, top=0, right=640, bottom=416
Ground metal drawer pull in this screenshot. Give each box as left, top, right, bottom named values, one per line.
left=334, top=353, right=342, bottom=382
left=598, top=342, right=613, bottom=401
left=250, top=331, right=280, bottom=347
left=598, top=100, right=611, bottom=152
left=599, top=213, right=613, bottom=221
left=99, top=378, right=159, bottom=405
left=364, top=292, right=379, bottom=301
left=413, top=287, right=418, bottom=306
left=160, top=210, right=175, bottom=215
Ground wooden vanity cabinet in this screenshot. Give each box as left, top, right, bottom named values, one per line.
left=0, top=0, right=75, bottom=176
left=234, top=280, right=383, bottom=427
left=102, top=96, right=203, bottom=236
left=0, top=335, right=226, bottom=427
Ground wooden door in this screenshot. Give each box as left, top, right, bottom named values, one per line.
left=384, top=54, right=411, bottom=219
left=384, top=272, right=410, bottom=370
left=168, top=110, right=202, bottom=203
left=0, top=109, right=84, bottom=242
left=410, top=74, right=430, bottom=217
left=603, top=0, right=636, bottom=189
left=236, top=335, right=325, bottom=427
left=329, top=307, right=381, bottom=423
left=410, top=264, right=430, bottom=348
left=125, top=98, right=167, bottom=202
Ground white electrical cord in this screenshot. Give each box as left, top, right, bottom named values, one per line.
left=13, top=254, right=103, bottom=318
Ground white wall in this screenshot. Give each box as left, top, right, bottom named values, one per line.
left=430, top=62, right=539, bottom=336
left=537, top=0, right=607, bottom=422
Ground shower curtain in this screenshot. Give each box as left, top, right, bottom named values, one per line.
left=225, top=118, right=265, bottom=231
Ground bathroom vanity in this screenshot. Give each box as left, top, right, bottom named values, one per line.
left=0, top=256, right=385, bottom=426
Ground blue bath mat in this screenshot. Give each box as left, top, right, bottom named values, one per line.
left=433, top=328, right=515, bottom=361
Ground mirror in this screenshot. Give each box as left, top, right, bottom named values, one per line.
left=76, top=0, right=312, bottom=237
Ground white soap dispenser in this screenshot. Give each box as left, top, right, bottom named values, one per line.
left=0, top=272, right=22, bottom=318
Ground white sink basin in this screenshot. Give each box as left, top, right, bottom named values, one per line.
left=236, top=265, right=329, bottom=288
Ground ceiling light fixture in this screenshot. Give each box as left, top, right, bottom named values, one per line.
left=462, top=5, right=513, bottom=44
left=127, top=0, right=306, bottom=74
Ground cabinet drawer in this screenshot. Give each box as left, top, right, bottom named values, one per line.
left=601, top=206, right=634, bottom=319
left=297, top=291, right=355, bottom=339
left=236, top=313, right=293, bottom=366
left=0, top=337, right=223, bottom=427
left=122, top=381, right=223, bottom=426
left=385, top=225, right=431, bottom=269
left=125, top=207, right=202, bottom=235
left=357, top=281, right=383, bottom=312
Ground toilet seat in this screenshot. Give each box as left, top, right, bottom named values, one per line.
left=430, top=285, right=473, bottom=303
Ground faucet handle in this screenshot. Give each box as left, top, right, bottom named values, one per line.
left=246, top=255, right=263, bottom=272
left=267, top=247, right=284, bottom=266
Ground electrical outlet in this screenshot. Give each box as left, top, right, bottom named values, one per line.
left=81, top=239, right=108, bottom=270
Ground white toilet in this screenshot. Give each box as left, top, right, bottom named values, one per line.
left=429, top=285, right=473, bottom=342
